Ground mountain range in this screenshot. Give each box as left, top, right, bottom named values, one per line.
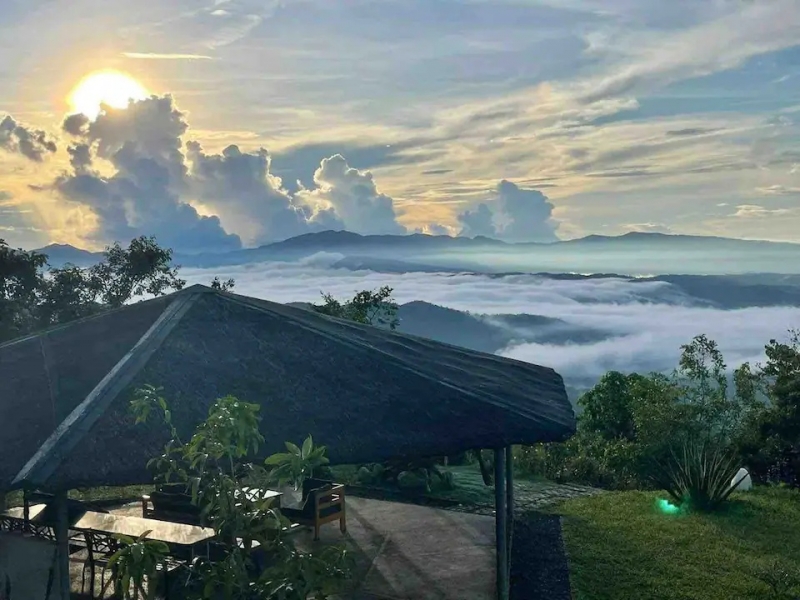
left=33, top=229, right=800, bottom=271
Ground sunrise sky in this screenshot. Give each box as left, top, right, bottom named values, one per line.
left=1, top=0, right=799, bottom=251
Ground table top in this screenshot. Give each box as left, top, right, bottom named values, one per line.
left=73, top=512, right=216, bottom=546
left=3, top=504, right=46, bottom=520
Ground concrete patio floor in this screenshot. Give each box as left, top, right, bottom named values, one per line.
left=72, top=497, right=494, bottom=599
left=293, top=497, right=497, bottom=600
left=107, top=497, right=496, bottom=599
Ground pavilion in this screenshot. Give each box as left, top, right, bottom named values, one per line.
left=0, top=284, right=575, bottom=599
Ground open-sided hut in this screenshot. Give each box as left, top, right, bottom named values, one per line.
left=0, top=284, right=575, bottom=599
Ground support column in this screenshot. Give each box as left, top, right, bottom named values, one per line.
left=0, top=491, right=6, bottom=513
left=494, top=448, right=509, bottom=600
left=23, top=488, right=30, bottom=533
left=55, top=490, right=71, bottom=600
left=505, top=445, right=514, bottom=582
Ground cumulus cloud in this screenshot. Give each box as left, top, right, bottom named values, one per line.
left=414, top=223, right=455, bottom=236
left=177, top=259, right=800, bottom=389
left=457, top=203, right=497, bottom=238
left=56, top=96, right=241, bottom=253
left=43, top=95, right=414, bottom=250
left=186, top=142, right=340, bottom=244
left=0, top=115, right=57, bottom=161
left=296, top=154, right=406, bottom=236
left=457, top=180, right=559, bottom=242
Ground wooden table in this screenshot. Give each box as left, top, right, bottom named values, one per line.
left=74, top=512, right=215, bottom=546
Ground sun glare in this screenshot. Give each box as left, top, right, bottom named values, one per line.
left=67, top=70, right=148, bottom=120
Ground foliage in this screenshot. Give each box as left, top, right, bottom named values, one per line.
left=516, top=333, right=786, bottom=494
left=311, top=286, right=399, bottom=330
left=649, top=438, right=741, bottom=512
left=743, top=330, right=800, bottom=485
left=0, top=239, right=47, bottom=341
left=553, top=486, right=800, bottom=600
left=210, top=276, right=236, bottom=292
left=264, top=436, right=330, bottom=489
left=130, top=386, right=352, bottom=599
left=103, top=530, right=170, bottom=600
left=0, top=236, right=185, bottom=343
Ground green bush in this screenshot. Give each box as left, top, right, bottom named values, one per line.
left=650, top=439, right=741, bottom=512
left=517, top=333, right=784, bottom=493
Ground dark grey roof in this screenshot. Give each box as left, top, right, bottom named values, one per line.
left=6, top=285, right=575, bottom=491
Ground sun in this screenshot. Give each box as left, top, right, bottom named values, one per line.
left=67, top=70, right=149, bottom=120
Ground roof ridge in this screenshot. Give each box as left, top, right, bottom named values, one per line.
left=12, top=290, right=200, bottom=490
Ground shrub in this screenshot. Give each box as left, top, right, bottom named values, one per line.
left=650, top=439, right=741, bottom=512
left=130, top=386, right=352, bottom=599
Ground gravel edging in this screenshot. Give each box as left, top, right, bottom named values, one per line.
left=510, top=511, right=572, bottom=600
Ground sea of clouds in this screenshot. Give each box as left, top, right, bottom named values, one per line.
left=182, top=253, right=800, bottom=389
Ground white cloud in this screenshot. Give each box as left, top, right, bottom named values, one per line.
left=733, top=204, right=794, bottom=218
left=179, top=258, right=800, bottom=387
left=296, top=154, right=406, bottom=236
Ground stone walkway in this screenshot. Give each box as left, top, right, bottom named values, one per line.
left=444, top=480, right=604, bottom=517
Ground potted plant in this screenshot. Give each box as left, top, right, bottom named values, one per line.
left=265, top=435, right=330, bottom=509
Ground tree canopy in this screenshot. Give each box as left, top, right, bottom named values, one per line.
left=0, top=236, right=188, bottom=343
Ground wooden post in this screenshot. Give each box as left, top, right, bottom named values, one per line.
left=55, top=490, right=71, bottom=600
left=505, top=445, right=514, bottom=582
left=23, top=488, right=30, bottom=533
left=494, top=448, right=509, bottom=600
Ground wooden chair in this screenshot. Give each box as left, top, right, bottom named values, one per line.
left=280, top=479, right=347, bottom=541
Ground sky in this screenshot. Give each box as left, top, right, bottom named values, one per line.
left=1, top=0, right=800, bottom=251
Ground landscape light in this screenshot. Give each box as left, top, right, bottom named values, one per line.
left=656, top=498, right=681, bottom=515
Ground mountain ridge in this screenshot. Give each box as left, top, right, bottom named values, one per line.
left=32, top=228, right=800, bottom=267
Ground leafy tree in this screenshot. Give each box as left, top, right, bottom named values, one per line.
left=0, top=235, right=186, bottom=343
left=131, top=386, right=352, bottom=599
left=210, top=276, right=236, bottom=292
left=0, top=239, right=47, bottom=341
left=88, top=236, right=184, bottom=308
left=740, top=331, right=800, bottom=482
left=311, top=286, right=399, bottom=330
left=577, top=371, right=643, bottom=441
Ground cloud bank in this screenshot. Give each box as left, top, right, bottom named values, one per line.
left=179, top=257, right=800, bottom=389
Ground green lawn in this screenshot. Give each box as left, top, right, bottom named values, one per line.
left=552, top=486, right=800, bottom=600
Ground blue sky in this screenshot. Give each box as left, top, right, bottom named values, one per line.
left=1, top=0, right=799, bottom=250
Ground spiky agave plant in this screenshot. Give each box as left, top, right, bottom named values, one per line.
left=650, top=439, right=743, bottom=512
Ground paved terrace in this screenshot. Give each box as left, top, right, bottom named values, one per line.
left=98, top=497, right=496, bottom=600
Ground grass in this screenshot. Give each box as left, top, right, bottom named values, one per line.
left=549, top=486, right=800, bottom=600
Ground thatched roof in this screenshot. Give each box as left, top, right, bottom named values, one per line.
left=4, top=285, right=574, bottom=491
